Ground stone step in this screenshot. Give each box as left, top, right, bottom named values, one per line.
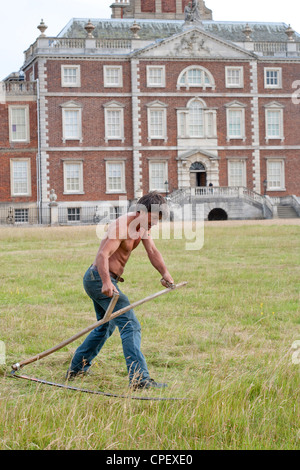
left=277, top=206, right=298, bottom=218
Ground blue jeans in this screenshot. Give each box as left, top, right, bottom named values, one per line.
left=69, top=266, right=150, bottom=385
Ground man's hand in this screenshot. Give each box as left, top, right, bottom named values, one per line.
left=102, top=281, right=118, bottom=298
left=160, top=275, right=175, bottom=289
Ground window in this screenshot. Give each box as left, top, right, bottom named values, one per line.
left=104, top=66, right=123, bottom=87
left=225, top=67, right=244, bottom=88
left=267, top=159, right=285, bottom=190
left=225, top=102, right=246, bottom=141
left=67, top=208, right=81, bottom=222
left=61, top=101, right=83, bottom=142
left=147, top=66, right=165, bottom=87
left=228, top=110, right=243, bottom=138
left=63, top=110, right=81, bottom=140
left=104, top=101, right=125, bottom=142
left=110, top=205, right=125, bottom=220
left=106, top=110, right=122, bottom=139
left=10, top=159, right=31, bottom=196
left=228, top=160, right=246, bottom=186
left=149, top=161, right=168, bottom=191
left=266, top=110, right=280, bottom=138
left=189, top=100, right=204, bottom=137
left=63, top=161, right=83, bottom=194
left=205, top=111, right=215, bottom=138
left=9, top=106, right=29, bottom=142
left=264, top=68, right=282, bottom=88
left=147, top=101, right=168, bottom=142
left=106, top=161, right=126, bottom=193
left=177, top=66, right=215, bottom=90
left=61, top=65, right=81, bottom=87
left=149, top=110, right=165, bottom=139
left=177, top=98, right=217, bottom=139
left=15, top=208, right=29, bottom=223
left=265, top=107, right=284, bottom=141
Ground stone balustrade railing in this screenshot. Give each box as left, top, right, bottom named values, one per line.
left=169, top=187, right=266, bottom=205
left=253, top=42, right=300, bottom=57
left=24, top=37, right=134, bottom=62
left=1, top=81, right=37, bottom=95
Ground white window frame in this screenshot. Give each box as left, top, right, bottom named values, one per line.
left=105, top=161, right=126, bottom=194
left=227, top=159, right=247, bottom=187
left=146, top=101, right=168, bottom=142
left=146, top=65, right=166, bottom=88
left=177, top=66, right=215, bottom=90
left=61, top=101, right=83, bottom=143
left=10, top=158, right=31, bottom=197
left=204, top=110, right=217, bottom=138
left=63, top=160, right=84, bottom=194
left=104, top=101, right=125, bottom=142
left=187, top=99, right=205, bottom=138
left=225, top=66, right=244, bottom=88
left=177, top=98, right=217, bottom=139
left=264, top=68, right=282, bottom=89
left=103, top=66, right=123, bottom=88
left=177, top=110, right=188, bottom=138
left=264, top=102, right=284, bottom=142
left=225, top=102, right=246, bottom=141
left=9, top=106, right=30, bottom=143
left=148, top=160, right=168, bottom=192
left=61, top=65, right=81, bottom=87
left=266, top=158, right=285, bottom=191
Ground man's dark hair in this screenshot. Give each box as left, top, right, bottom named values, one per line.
left=136, top=191, right=168, bottom=219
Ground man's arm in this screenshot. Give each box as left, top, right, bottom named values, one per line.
left=94, top=238, right=121, bottom=297
left=142, top=235, right=174, bottom=287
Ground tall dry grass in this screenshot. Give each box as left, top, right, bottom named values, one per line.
left=0, top=222, right=299, bottom=449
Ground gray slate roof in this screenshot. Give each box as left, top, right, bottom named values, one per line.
left=58, top=18, right=300, bottom=43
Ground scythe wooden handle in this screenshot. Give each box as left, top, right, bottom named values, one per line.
left=12, top=282, right=187, bottom=371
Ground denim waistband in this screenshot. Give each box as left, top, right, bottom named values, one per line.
left=89, top=265, right=124, bottom=282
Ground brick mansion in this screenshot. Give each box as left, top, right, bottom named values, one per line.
left=0, top=0, right=299, bottom=223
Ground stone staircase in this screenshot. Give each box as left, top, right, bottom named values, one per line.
left=167, top=187, right=300, bottom=220
left=276, top=205, right=299, bottom=219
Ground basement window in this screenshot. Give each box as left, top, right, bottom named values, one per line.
left=15, top=208, right=29, bottom=223
left=67, top=207, right=81, bottom=222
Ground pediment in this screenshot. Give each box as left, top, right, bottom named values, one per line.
left=177, top=149, right=220, bottom=161
left=60, top=100, right=83, bottom=108
left=103, top=100, right=125, bottom=108
left=135, top=27, right=255, bottom=60
left=146, top=100, right=168, bottom=108
left=263, top=101, right=285, bottom=108
left=224, top=100, right=248, bottom=108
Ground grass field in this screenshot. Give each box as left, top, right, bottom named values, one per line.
left=0, top=220, right=299, bottom=450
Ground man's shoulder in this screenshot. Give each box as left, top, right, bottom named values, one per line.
left=106, top=212, right=138, bottom=240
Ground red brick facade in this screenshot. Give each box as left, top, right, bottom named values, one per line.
left=141, top=0, right=156, bottom=12
left=1, top=3, right=299, bottom=222
left=0, top=93, right=38, bottom=205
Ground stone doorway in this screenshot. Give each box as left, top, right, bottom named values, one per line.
left=190, top=162, right=207, bottom=187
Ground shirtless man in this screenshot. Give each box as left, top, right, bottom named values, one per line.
left=66, top=192, right=174, bottom=390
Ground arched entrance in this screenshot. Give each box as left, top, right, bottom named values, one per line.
left=190, top=162, right=206, bottom=188
left=208, top=208, right=228, bottom=221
